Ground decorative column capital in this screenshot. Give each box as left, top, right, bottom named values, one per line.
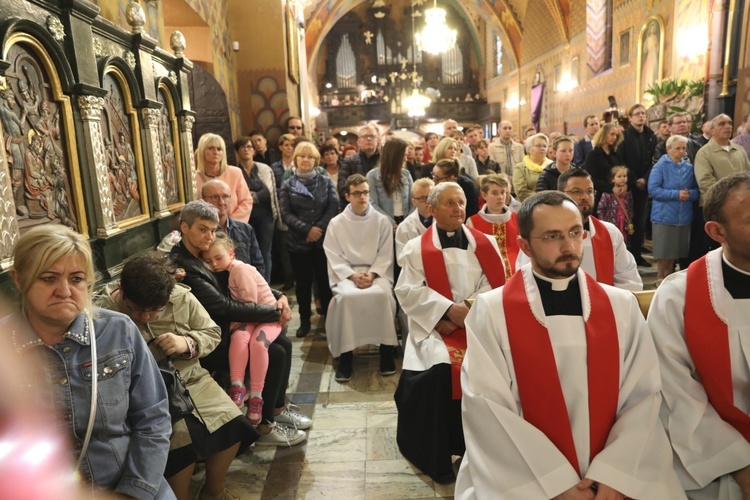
left=142, top=107, right=162, bottom=128
left=78, top=96, right=104, bottom=121
left=180, top=114, right=195, bottom=132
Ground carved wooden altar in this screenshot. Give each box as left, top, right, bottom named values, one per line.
left=0, top=0, right=196, bottom=282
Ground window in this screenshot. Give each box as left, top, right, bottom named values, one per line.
left=495, top=35, right=503, bottom=76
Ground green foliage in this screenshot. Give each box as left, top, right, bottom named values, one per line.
left=645, top=78, right=704, bottom=101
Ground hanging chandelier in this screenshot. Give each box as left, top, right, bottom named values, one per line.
left=404, top=88, right=431, bottom=117
left=415, top=1, right=456, bottom=55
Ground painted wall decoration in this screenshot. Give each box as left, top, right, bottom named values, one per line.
left=636, top=16, right=665, bottom=104
left=619, top=29, right=631, bottom=67
left=157, top=86, right=183, bottom=208
left=0, top=40, right=83, bottom=234
left=100, top=69, right=149, bottom=227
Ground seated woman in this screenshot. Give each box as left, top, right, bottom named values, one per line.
left=170, top=200, right=310, bottom=447
left=99, top=252, right=258, bottom=500
left=4, top=225, right=173, bottom=499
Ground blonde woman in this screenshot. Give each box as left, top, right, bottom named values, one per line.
left=196, top=133, right=253, bottom=223
left=583, top=122, right=624, bottom=209
left=512, top=133, right=552, bottom=201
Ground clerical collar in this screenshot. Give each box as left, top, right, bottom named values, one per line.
left=582, top=218, right=591, bottom=231
left=532, top=270, right=583, bottom=316
left=722, top=254, right=750, bottom=299
left=479, top=205, right=510, bottom=223
left=419, top=213, right=433, bottom=228
left=437, top=226, right=467, bottom=249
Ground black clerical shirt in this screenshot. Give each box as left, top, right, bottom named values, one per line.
left=534, top=274, right=584, bottom=316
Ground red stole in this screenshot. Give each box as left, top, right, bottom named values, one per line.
left=588, top=216, right=615, bottom=286
left=503, top=271, right=620, bottom=475
left=421, top=225, right=505, bottom=399
left=685, top=255, right=750, bottom=441
left=469, top=211, right=520, bottom=282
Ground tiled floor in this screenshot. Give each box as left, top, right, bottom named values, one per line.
left=190, top=252, right=660, bottom=500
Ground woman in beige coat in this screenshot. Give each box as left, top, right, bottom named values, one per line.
left=512, top=133, right=552, bottom=201
left=99, top=253, right=257, bottom=500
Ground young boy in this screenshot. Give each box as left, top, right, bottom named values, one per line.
left=467, top=173, right=520, bottom=281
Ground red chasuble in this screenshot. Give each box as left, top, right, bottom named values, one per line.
left=420, top=225, right=505, bottom=399
left=469, top=211, right=520, bottom=281
left=502, top=271, right=620, bottom=475
left=685, top=255, right=750, bottom=441
left=588, top=216, right=615, bottom=286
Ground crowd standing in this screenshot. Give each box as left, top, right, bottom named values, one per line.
left=9, top=109, right=750, bottom=499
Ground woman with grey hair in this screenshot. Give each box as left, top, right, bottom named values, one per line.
left=513, top=133, right=552, bottom=201
left=648, top=134, right=700, bottom=281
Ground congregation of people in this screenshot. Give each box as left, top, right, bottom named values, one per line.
left=8, top=107, right=750, bottom=500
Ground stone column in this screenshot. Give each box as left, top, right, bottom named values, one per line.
left=142, top=106, right=171, bottom=217
left=78, top=95, right=121, bottom=237
left=179, top=113, right=198, bottom=200
left=0, top=117, right=19, bottom=268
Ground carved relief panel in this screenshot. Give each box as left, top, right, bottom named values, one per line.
left=1, top=37, right=85, bottom=235
left=157, top=85, right=184, bottom=210
left=100, top=68, right=150, bottom=227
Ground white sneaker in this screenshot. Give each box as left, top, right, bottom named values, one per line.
left=275, top=403, right=313, bottom=430
left=254, top=422, right=306, bottom=447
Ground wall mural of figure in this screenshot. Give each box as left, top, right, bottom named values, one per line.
left=100, top=72, right=144, bottom=222
left=157, top=88, right=180, bottom=206
left=637, top=17, right=664, bottom=104
left=1, top=44, right=78, bottom=231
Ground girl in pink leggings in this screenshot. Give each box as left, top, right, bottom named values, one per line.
left=202, top=232, right=282, bottom=425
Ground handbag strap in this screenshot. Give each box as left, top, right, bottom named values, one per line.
left=613, top=191, right=632, bottom=224
left=76, top=313, right=98, bottom=472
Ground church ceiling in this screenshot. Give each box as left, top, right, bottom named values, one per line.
left=303, top=0, right=570, bottom=68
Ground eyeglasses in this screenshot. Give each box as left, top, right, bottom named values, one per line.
left=532, top=144, right=548, bottom=149
left=529, top=228, right=585, bottom=244
left=123, top=298, right=167, bottom=313
left=288, top=126, right=303, bottom=130
left=413, top=196, right=428, bottom=202
left=432, top=173, right=449, bottom=182
left=239, top=144, right=254, bottom=150
left=348, top=190, right=370, bottom=197
left=205, top=194, right=232, bottom=202
left=564, top=188, right=596, bottom=198
left=360, top=134, right=377, bottom=140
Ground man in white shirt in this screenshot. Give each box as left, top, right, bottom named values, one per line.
left=648, top=172, right=750, bottom=499
left=395, top=178, right=434, bottom=267
left=323, top=174, right=398, bottom=382
left=456, top=190, right=684, bottom=499
left=518, top=168, right=642, bottom=290
left=395, top=182, right=504, bottom=485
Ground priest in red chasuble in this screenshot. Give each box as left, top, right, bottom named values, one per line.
left=456, top=190, right=683, bottom=499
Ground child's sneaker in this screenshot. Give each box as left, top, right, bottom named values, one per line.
left=247, top=397, right=263, bottom=425
left=228, top=386, right=247, bottom=407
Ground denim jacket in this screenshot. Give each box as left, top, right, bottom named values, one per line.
left=5, top=309, right=173, bottom=499
left=366, top=167, right=414, bottom=222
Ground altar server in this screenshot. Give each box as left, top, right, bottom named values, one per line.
left=395, top=178, right=434, bottom=266
left=517, top=168, right=642, bottom=290
left=648, top=172, right=750, bottom=499
left=323, top=174, right=398, bottom=382
left=395, top=182, right=504, bottom=484
left=456, top=190, right=684, bottom=499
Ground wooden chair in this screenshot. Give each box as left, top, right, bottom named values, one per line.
left=632, top=290, right=655, bottom=318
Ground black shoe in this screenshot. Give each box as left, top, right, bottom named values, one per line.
left=640, top=246, right=651, bottom=254
left=634, top=255, right=651, bottom=267
left=379, top=345, right=396, bottom=376
left=295, top=320, right=311, bottom=338
left=281, top=281, right=295, bottom=291
left=335, top=351, right=353, bottom=382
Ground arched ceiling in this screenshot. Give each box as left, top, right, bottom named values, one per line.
left=303, top=0, right=570, bottom=70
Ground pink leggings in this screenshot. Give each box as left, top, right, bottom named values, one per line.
left=228, top=322, right=283, bottom=393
